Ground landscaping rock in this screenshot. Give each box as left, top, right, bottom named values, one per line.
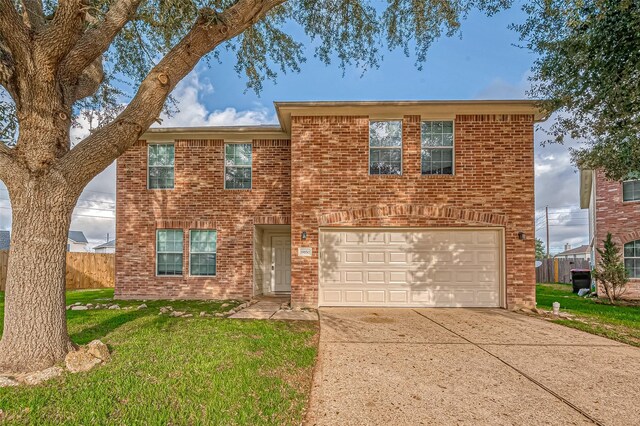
left=137, top=304, right=147, bottom=310
left=159, top=306, right=173, bottom=314
left=170, top=311, right=185, bottom=317
left=108, top=304, right=121, bottom=310
left=71, top=305, right=88, bottom=311
left=182, top=314, right=193, bottom=318
left=214, top=313, right=225, bottom=318
left=86, top=303, right=94, bottom=308
left=73, top=302, right=82, bottom=306
left=18, top=366, right=63, bottom=385
left=0, top=376, right=19, bottom=387
left=200, top=311, right=206, bottom=317
left=65, top=349, right=102, bottom=373
left=86, top=340, right=110, bottom=362
left=221, top=303, right=230, bottom=308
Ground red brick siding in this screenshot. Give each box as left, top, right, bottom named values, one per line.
left=115, top=139, right=291, bottom=300
left=594, top=171, right=640, bottom=299
left=290, top=114, right=536, bottom=309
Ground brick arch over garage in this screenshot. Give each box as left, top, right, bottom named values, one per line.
left=316, top=204, right=507, bottom=226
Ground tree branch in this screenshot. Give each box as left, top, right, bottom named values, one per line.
left=0, top=143, right=22, bottom=184
left=21, top=0, right=45, bottom=29
left=37, top=0, right=88, bottom=69
left=59, top=0, right=144, bottom=85
left=0, top=40, right=16, bottom=96
left=58, top=0, right=285, bottom=186
left=0, top=0, right=30, bottom=69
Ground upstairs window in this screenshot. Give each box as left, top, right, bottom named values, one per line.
left=148, top=144, right=175, bottom=189
left=225, top=143, right=252, bottom=189
left=622, top=180, right=640, bottom=202
left=156, top=229, right=183, bottom=276
left=369, top=120, right=402, bottom=175
left=421, top=121, right=454, bottom=175
left=190, top=230, right=217, bottom=276
left=624, top=240, right=640, bottom=278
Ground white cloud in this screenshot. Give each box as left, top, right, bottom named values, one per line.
left=473, top=71, right=532, bottom=100
left=157, top=72, right=277, bottom=127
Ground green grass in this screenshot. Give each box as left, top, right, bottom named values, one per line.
left=536, top=283, right=640, bottom=346
left=0, top=290, right=318, bottom=425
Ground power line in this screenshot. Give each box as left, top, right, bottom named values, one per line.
left=0, top=206, right=114, bottom=220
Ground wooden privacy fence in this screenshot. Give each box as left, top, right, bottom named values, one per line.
left=536, top=258, right=591, bottom=284
left=0, top=251, right=114, bottom=291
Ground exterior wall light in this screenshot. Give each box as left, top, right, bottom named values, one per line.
left=518, top=232, right=526, bottom=240
left=301, top=231, right=307, bottom=240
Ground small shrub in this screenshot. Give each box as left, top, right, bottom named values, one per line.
left=592, top=233, right=628, bottom=303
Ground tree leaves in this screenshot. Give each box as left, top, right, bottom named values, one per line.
left=515, top=0, right=640, bottom=180
left=0, top=0, right=513, bottom=138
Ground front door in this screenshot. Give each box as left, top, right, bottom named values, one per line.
left=271, top=236, right=291, bottom=293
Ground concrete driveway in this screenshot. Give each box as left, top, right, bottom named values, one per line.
left=306, top=308, right=640, bottom=426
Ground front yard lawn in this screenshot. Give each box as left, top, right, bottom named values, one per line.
left=0, top=290, right=318, bottom=425
left=537, top=283, right=640, bottom=347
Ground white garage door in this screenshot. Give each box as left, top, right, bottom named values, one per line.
left=318, top=228, right=503, bottom=307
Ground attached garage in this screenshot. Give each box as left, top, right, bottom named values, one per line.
left=318, top=228, right=504, bottom=307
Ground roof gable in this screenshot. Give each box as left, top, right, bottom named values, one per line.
left=68, top=231, right=88, bottom=244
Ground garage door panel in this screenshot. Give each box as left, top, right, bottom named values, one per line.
left=389, top=271, right=408, bottom=284
left=366, top=271, right=385, bottom=283
left=389, top=291, right=408, bottom=303
left=344, top=290, right=364, bottom=303
left=366, top=252, right=386, bottom=263
left=366, top=291, right=386, bottom=303
left=345, top=271, right=364, bottom=283
left=477, top=251, right=497, bottom=263
left=344, top=251, right=364, bottom=263
left=389, top=252, right=408, bottom=263
left=319, top=228, right=503, bottom=307
left=389, top=232, right=412, bottom=244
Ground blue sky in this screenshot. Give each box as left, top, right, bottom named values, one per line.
left=194, top=5, right=535, bottom=110
left=0, top=1, right=589, bottom=253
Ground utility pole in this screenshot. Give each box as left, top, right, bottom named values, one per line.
left=545, top=206, right=550, bottom=258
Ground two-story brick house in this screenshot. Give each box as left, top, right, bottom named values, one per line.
left=115, top=100, right=545, bottom=309
left=580, top=170, right=640, bottom=299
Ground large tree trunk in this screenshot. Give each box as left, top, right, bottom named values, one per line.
left=0, top=180, right=78, bottom=374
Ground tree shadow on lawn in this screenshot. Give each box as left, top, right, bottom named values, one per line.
left=69, top=310, right=149, bottom=345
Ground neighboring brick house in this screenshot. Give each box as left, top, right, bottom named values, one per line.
left=580, top=170, right=640, bottom=299
left=116, top=100, right=545, bottom=309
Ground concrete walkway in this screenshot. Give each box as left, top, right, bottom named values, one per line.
left=306, top=308, right=640, bottom=425
left=229, top=297, right=318, bottom=320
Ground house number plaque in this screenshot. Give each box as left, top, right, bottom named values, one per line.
left=298, top=247, right=313, bottom=257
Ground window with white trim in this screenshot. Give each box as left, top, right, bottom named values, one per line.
left=156, top=229, right=183, bottom=276
left=369, top=120, right=402, bottom=175
left=624, top=240, right=640, bottom=278
left=623, top=180, right=640, bottom=202
left=225, top=143, right=252, bottom=189
left=190, top=230, right=217, bottom=276
left=421, top=121, right=454, bottom=175
left=148, top=144, right=175, bottom=189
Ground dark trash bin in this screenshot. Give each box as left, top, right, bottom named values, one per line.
left=571, top=269, right=591, bottom=293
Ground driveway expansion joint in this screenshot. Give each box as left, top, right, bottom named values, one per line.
left=412, top=309, right=604, bottom=426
